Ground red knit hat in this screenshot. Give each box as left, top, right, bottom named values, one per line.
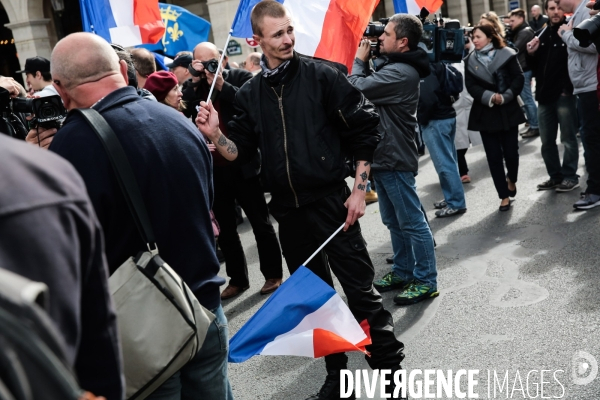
left=144, top=71, right=179, bottom=102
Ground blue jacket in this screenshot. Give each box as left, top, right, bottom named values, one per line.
left=50, top=86, right=224, bottom=311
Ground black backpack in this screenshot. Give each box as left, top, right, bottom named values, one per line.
left=436, top=62, right=463, bottom=103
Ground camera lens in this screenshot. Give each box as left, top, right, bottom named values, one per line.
left=206, top=60, right=219, bottom=74
left=39, top=104, right=57, bottom=119
left=12, top=98, right=33, bottom=114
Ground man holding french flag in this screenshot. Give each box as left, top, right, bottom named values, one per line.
left=197, top=1, right=405, bottom=398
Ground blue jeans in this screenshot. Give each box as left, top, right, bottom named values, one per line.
left=538, top=95, right=579, bottom=182
left=374, top=170, right=437, bottom=288
left=146, top=305, right=234, bottom=400
left=421, top=118, right=466, bottom=209
left=521, top=70, right=539, bottom=129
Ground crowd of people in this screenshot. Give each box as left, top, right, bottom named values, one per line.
left=0, top=0, right=598, bottom=399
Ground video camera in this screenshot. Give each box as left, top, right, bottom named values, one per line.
left=363, top=8, right=464, bottom=63
left=574, top=0, right=600, bottom=51
left=0, top=87, right=67, bottom=139
left=418, top=8, right=464, bottom=63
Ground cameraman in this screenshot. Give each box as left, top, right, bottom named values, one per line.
left=508, top=8, right=538, bottom=138
left=557, top=0, right=600, bottom=209
left=348, top=15, right=439, bottom=306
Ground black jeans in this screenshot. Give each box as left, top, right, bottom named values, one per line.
left=577, top=91, right=600, bottom=195
left=457, top=148, right=469, bottom=176
left=213, top=166, right=282, bottom=287
left=275, top=187, right=404, bottom=371
left=480, top=127, right=519, bottom=199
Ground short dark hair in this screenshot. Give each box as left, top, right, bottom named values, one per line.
left=473, top=24, right=506, bottom=49
left=510, top=8, right=527, bottom=20
left=41, top=71, right=52, bottom=82
left=388, top=14, right=423, bottom=50
left=130, top=48, right=156, bottom=78
left=251, top=0, right=287, bottom=36
left=544, top=0, right=556, bottom=10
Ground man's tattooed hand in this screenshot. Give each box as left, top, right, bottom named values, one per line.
left=360, top=171, right=368, bottom=182
left=217, top=134, right=227, bottom=146
left=357, top=184, right=366, bottom=191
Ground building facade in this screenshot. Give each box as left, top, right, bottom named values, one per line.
left=0, top=0, right=544, bottom=82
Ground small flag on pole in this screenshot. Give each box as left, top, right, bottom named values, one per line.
left=79, top=0, right=165, bottom=47
left=229, top=266, right=371, bottom=363
left=230, top=0, right=380, bottom=71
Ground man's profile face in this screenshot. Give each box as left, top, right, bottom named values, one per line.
left=26, top=72, right=44, bottom=91
left=508, top=15, right=523, bottom=29
left=547, top=1, right=564, bottom=24
left=378, top=21, right=404, bottom=55
left=254, top=15, right=295, bottom=66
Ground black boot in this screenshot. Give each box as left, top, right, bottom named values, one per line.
left=305, top=370, right=355, bottom=400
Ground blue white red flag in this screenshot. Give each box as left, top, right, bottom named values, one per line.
left=229, top=266, right=371, bottom=363
left=79, top=0, right=165, bottom=47
left=393, top=0, right=443, bottom=14
left=230, top=0, right=379, bottom=71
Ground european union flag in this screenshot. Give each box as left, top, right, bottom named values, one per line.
left=139, top=4, right=210, bottom=57
left=231, top=0, right=283, bottom=38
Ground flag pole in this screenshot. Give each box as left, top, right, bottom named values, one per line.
left=207, top=29, right=233, bottom=102
left=301, top=224, right=345, bottom=266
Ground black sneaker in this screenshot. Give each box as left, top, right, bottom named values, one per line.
left=433, top=199, right=447, bottom=209
left=306, top=371, right=355, bottom=400
left=573, top=193, right=600, bottom=210
left=522, top=128, right=539, bottom=138
left=435, top=206, right=467, bottom=218
left=555, top=180, right=580, bottom=192
left=537, top=179, right=562, bottom=191
left=386, top=257, right=393, bottom=264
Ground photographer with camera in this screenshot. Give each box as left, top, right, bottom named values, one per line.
left=508, top=9, right=538, bottom=138
left=556, top=0, right=600, bottom=209
left=184, top=42, right=284, bottom=300
left=348, top=14, right=439, bottom=305
left=527, top=0, right=580, bottom=193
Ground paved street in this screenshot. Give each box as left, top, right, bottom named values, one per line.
left=222, top=130, right=600, bottom=399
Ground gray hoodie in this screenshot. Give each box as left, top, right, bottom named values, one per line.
left=561, top=0, right=598, bottom=94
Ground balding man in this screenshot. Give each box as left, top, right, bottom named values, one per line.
left=47, top=33, right=233, bottom=399
left=183, top=42, right=283, bottom=300
left=130, top=48, right=156, bottom=89
left=529, top=5, right=549, bottom=31
left=244, top=52, right=262, bottom=76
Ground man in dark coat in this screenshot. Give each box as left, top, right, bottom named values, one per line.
left=529, top=5, right=549, bottom=32
left=183, top=42, right=283, bottom=299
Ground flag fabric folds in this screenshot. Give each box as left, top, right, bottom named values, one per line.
left=229, top=266, right=371, bottom=363
left=79, top=0, right=165, bottom=47
left=139, top=4, right=211, bottom=57
left=393, top=0, right=443, bottom=14
left=230, top=0, right=379, bottom=71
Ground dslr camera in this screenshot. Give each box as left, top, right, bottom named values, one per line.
left=364, top=18, right=390, bottom=57
left=574, top=0, right=600, bottom=50
left=188, top=59, right=220, bottom=77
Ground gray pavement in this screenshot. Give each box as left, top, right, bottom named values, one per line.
left=222, top=130, right=600, bottom=399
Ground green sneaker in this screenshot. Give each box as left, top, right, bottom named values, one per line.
left=373, top=272, right=410, bottom=293
left=393, top=281, right=439, bottom=305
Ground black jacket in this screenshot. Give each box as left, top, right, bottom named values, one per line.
left=529, top=15, right=549, bottom=32
left=511, top=22, right=535, bottom=71
left=50, top=87, right=224, bottom=311
left=526, top=19, right=573, bottom=104
left=228, top=52, right=380, bottom=215
left=418, top=62, right=458, bottom=126
left=465, top=47, right=526, bottom=132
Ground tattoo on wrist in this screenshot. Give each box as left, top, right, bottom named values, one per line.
left=357, top=184, right=366, bottom=191
left=226, top=141, right=238, bottom=155
left=217, top=134, right=227, bottom=146
left=360, top=171, right=368, bottom=182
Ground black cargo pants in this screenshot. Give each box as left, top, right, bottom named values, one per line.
left=274, top=186, right=405, bottom=371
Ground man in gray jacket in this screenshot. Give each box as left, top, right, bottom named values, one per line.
left=557, top=0, right=600, bottom=209
left=348, top=14, right=438, bottom=306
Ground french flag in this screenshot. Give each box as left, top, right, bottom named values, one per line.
left=393, top=0, right=443, bottom=14
left=229, top=266, right=371, bottom=363
left=231, top=0, right=380, bottom=71
left=79, top=0, right=165, bottom=47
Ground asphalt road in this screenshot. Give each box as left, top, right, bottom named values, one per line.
left=221, top=129, right=600, bottom=399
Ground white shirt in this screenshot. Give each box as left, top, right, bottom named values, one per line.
left=36, top=84, right=59, bottom=98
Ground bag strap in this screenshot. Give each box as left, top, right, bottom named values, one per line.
left=70, top=108, right=157, bottom=249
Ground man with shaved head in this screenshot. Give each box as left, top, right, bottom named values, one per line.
left=47, top=33, right=233, bottom=399
left=183, top=41, right=283, bottom=300
left=244, top=51, right=263, bottom=75
left=529, top=4, right=549, bottom=31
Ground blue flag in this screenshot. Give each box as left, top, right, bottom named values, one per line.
left=231, top=0, right=283, bottom=38
left=139, top=4, right=210, bottom=57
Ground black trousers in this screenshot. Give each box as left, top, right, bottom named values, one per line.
left=457, top=148, right=469, bottom=176
left=577, top=91, right=600, bottom=195
left=275, top=186, right=404, bottom=371
left=212, top=166, right=282, bottom=287
left=480, top=127, right=519, bottom=199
